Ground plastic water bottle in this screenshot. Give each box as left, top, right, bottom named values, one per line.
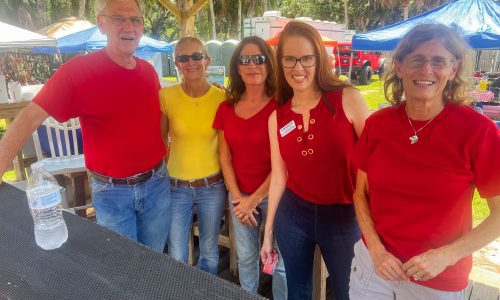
left=26, top=162, right=68, bottom=250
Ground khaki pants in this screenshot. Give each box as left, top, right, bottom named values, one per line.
left=349, top=240, right=465, bottom=300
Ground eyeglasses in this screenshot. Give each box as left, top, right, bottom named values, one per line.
left=239, top=55, right=266, bottom=66
left=405, top=56, right=456, bottom=69
left=100, top=15, right=144, bottom=27
left=281, top=55, right=317, bottom=68
left=175, top=52, right=206, bottom=63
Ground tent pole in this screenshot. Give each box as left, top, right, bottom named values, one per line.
left=492, top=50, right=498, bottom=73
left=337, top=45, right=341, bottom=75
left=347, top=52, right=353, bottom=84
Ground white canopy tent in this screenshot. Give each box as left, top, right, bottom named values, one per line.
left=0, top=21, right=56, bottom=49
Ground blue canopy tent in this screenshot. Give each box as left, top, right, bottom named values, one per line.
left=35, top=25, right=172, bottom=54
left=352, top=0, right=500, bottom=51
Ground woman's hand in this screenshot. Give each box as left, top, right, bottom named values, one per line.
left=232, top=195, right=258, bottom=226
left=260, top=232, right=275, bottom=264
left=403, top=248, right=452, bottom=281
left=369, top=246, right=408, bottom=281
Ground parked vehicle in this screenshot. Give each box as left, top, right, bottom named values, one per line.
left=335, top=42, right=385, bottom=85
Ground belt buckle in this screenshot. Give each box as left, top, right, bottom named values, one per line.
left=188, top=179, right=198, bottom=188
left=125, top=175, right=140, bottom=186
left=125, top=171, right=148, bottom=185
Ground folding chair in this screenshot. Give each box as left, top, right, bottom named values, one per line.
left=32, top=117, right=91, bottom=216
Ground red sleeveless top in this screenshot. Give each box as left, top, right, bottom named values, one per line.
left=276, top=89, right=358, bottom=205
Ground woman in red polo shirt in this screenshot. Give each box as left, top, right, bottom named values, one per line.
left=260, top=21, right=370, bottom=300
left=213, top=36, right=286, bottom=298
left=350, top=24, right=500, bottom=299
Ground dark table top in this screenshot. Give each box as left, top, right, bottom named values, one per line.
left=0, top=183, right=265, bottom=300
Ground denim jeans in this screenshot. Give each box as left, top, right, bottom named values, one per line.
left=168, top=178, right=226, bottom=275
left=275, top=188, right=361, bottom=300
left=91, top=163, right=171, bottom=253
left=229, top=194, right=287, bottom=299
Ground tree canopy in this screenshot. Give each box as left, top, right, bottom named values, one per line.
left=0, top=0, right=449, bottom=42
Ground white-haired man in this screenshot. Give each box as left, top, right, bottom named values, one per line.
left=0, top=0, right=170, bottom=252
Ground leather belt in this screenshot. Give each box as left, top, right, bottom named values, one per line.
left=170, top=173, right=223, bottom=188
left=91, top=161, right=164, bottom=186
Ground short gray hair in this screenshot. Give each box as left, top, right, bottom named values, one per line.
left=95, top=0, right=144, bottom=16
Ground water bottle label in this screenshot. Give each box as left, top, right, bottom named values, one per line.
left=30, top=191, right=62, bottom=209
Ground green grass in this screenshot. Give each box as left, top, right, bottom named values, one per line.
left=354, top=75, right=388, bottom=111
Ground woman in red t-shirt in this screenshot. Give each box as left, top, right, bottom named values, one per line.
left=213, top=36, right=286, bottom=298
left=260, top=21, right=370, bottom=300
left=350, top=24, right=500, bottom=299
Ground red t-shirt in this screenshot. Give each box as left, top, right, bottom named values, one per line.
left=33, top=50, right=165, bottom=177
left=213, top=100, right=277, bottom=194
left=276, top=89, right=358, bottom=205
left=354, top=102, right=500, bottom=291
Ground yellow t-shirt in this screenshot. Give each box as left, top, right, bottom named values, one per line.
left=160, top=84, right=226, bottom=180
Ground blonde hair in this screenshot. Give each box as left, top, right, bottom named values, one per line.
left=384, top=23, right=472, bottom=105
left=95, top=0, right=144, bottom=16
left=175, top=37, right=209, bottom=58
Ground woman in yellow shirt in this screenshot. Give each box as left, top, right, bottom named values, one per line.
left=160, top=37, right=226, bottom=275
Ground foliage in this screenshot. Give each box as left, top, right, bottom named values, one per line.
left=0, top=0, right=95, bottom=31
left=143, top=0, right=178, bottom=41
left=0, top=54, right=52, bottom=85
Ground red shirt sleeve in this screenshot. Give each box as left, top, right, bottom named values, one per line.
left=33, top=59, right=81, bottom=122
left=473, top=122, right=500, bottom=198
left=213, top=101, right=228, bottom=130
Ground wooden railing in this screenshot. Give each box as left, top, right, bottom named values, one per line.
left=0, top=101, right=31, bottom=180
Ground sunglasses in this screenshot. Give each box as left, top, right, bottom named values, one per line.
left=239, top=55, right=266, bottom=66
left=175, top=52, right=206, bottom=63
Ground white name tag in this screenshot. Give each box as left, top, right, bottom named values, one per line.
left=279, top=120, right=296, bottom=137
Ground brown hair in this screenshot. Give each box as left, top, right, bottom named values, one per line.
left=276, top=20, right=350, bottom=105
left=383, top=23, right=472, bottom=105
left=227, top=36, right=277, bottom=104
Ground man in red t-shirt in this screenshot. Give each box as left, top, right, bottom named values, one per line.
left=0, top=0, right=170, bottom=252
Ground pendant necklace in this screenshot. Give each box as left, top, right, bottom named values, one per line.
left=405, top=106, right=441, bottom=144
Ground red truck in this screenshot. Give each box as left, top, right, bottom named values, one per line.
left=335, top=42, right=385, bottom=85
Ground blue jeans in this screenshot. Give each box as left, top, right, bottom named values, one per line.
left=91, top=163, right=171, bottom=253
left=275, top=188, right=360, bottom=300
left=229, top=194, right=287, bottom=299
left=168, top=178, right=226, bottom=275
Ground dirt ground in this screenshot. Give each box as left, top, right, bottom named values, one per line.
left=471, top=237, right=500, bottom=288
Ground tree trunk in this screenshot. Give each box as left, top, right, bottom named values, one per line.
left=263, top=0, right=268, bottom=13
left=344, top=0, right=348, bottom=29
left=238, top=0, right=242, bottom=39
left=402, top=0, right=409, bottom=20
left=208, top=0, right=216, bottom=39
left=78, top=0, right=86, bottom=19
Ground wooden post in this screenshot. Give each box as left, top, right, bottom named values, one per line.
left=157, top=0, right=208, bottom=37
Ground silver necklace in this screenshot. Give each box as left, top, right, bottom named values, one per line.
left=405, top=107, right=441, bottom=144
